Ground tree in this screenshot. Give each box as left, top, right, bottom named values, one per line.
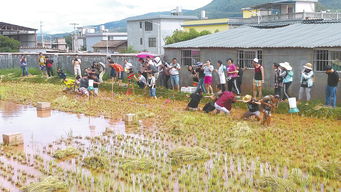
left=165, top=29, right=211, bottom=45
left=0, top=35, right=20, bottom=52
left=64, top=35, right=72, bottom=50
left=121, top=46, right=138, bottom=53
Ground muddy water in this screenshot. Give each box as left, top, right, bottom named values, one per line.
left=0, top=101, right=126, bottom=145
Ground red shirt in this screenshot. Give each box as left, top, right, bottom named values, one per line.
left=109, top=63, right=124, bottom=72
left=216, top=91, right=235, bottom=110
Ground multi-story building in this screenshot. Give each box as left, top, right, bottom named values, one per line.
left=0, top=22, right=37, bottom=48
left=127, top=15, right=198, bottom=55
left=231, top=0, right=341, bottom=25
left=85, top=32, right=127, bottom=52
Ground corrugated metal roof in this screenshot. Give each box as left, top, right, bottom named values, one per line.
left=164, top=23, right=341, bottom=49
left=127, top=15, right=198, bottom=22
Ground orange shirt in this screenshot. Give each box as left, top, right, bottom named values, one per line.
left=109, top=63, right=124, bottom=72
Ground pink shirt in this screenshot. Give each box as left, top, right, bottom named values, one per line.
left=216, top=91, right=235, bottom=110
left=227, top=64, right=238, bottom=78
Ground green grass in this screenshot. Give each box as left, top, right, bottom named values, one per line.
left=0, top=68, right=340, bottom=119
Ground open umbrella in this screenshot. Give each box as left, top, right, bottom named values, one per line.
left=136, top=52, right=155, bottom=59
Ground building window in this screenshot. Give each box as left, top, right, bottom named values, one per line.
left=314, top=50, right=341, bottom=71
left=145, top=21, right=153, bottom=31
left=148, top=38, right=156, bottom=47
left=181, top=49, right=200, bottom=66
left=140, top=38, right=143, bottom=45
left=237, top=50, right=263, bottom=68
left=139, top=22, right=142, bottom=29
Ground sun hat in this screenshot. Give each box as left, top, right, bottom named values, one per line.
left=253, top=58, right=259, bottom=63
left=242, top=95, right=252, bottom=103
left=280, top=62, right=292, bottom=70
left=304, top=63, right=312, bottom=70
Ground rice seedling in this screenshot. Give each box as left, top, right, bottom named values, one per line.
left=120, top=158, right=156, bottom=173
left=168, top=146, right=210, bottom=166
left=21, top=176, right=67, bottom=192
left=83, top=156, right=108, bottom=170
left=53, top=147, right=81, bottom=160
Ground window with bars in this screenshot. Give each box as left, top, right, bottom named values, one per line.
left=181, top=49, right=200, bottom=66
left=148, top=38, right=156, bottom=47
left=237, top=50, right=263, bottom=68
left=314, top=50, right=341, bottom=71
left=145, top=21, right=153, bottom=31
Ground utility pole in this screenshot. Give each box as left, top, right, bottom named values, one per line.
left=70, top=23, right=79, bottom=52
left=40, top=21, right=44, bottom=48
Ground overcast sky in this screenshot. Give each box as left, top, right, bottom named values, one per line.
left=1, top=0, right=212, bottom=34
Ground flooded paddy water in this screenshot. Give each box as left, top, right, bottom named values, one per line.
left=0, top=101, right=338, bottom=191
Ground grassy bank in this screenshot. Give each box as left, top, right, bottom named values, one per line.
left=0, top=80, right=340, bottom=188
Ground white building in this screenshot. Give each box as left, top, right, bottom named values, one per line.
left=127, top=15, right=198, bottom=55
left=85, top=32, right=127, bottom=52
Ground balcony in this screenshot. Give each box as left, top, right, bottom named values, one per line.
left=228, top=12, right=341, bottom=25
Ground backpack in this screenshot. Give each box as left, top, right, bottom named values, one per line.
left=203, top=102, right=216, bottom=113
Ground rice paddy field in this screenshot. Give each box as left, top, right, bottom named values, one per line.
left=0, top=73, right=340, bottom=192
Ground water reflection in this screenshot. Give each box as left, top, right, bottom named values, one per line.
left=36, top=109, right=52, bottom=118
left=0, top=101, right=128, bottom=145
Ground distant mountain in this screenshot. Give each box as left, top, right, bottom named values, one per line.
left=50, top=0, right=340, bottom=35
left=92, top=10, right=191, bottom=32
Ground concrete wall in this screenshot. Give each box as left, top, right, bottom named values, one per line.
left=0, top=53, right=140, bottom=75
left=164, top=47, right=341, bottom=103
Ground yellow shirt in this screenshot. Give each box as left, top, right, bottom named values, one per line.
left=39, top=56, right=46, bottom=66
left=63, top=79, right=75, bottom=88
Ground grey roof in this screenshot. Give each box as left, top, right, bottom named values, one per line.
left=164, top=23, right=341, bottom=49
left=127, top=15, right=198, bottom=22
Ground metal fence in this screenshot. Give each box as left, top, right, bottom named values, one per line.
left=0, top=53, right=141, bottom=73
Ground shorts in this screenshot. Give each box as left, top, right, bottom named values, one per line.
left=263, top=109, right=271, bottom=116
left=149, top=88, right=156, bottom=97
left=40, top=65, right=46, bottom=71
left=253, top=80, right=262, bottom=87
left=204, top=76, right=213, bottom=85
left=214, top=102, right=230, bottom=114
left=243, top=111, right=260, bottom=118
left=170, top=75, right=180, bottom=87
left=78, top=87, right=89, bottom=96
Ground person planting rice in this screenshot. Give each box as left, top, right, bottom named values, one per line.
left=135, top=71, right=147, bottom=89
left=260, top=95, right=280, bottom=126
left=76, top=76, right=90, bottom=97
left=62, top=78, right=76, bottom=92
left=57, top=67, right=67, bottom=79
left=240, top=95, right=261, bottom=121
left=109, top=62, right=124, bottom=85
left=205, top=87, right=236, bottom=115
left=185, top=89, right=203, bottom=111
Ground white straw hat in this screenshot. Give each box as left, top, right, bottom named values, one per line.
left=253, top=58, right=259, bottom=63
left=280, top=62, right=292, bottom=70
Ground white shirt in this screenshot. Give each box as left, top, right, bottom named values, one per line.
left=139, top=75, right=146, bottom=84
left=204, top=65, right=214, bottom=77
left=125, top=62, right=133, bottom=70
left=168, top=63, right=181, bottom=76
left=218, top=65, right=226, bottom=84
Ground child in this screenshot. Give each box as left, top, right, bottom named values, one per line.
left=186, top=89, right=203, bottom=111
left=241, top=95, right=261, bottom=121
left=260, top=95, right=280, bottom=126
left=63, top=78, right=76, bottom=92
left=57, top=67, right=67, bottom=79
left=147, top=73, right=157, bottom=99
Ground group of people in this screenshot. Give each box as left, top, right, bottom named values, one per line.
left=18, top=53, right=339, bottom=108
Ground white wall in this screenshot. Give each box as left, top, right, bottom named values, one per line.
left=127, top=19, right=189, bottom=55
left=295, top=2, right=315, bottom=12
